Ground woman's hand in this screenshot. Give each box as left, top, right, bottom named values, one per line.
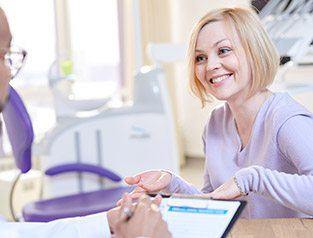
left=207, top=177, right=243, bottom=200
left=114, top=194, right=172, bottom=238
left=118, top=170, right=172, bottom=204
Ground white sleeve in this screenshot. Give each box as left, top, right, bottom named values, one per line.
left=0, top=212, right=111, bottom=238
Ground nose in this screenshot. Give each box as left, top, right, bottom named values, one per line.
left=206, top=54, right=221, bottom=72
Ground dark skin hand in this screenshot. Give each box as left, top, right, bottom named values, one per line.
left=114, top=194, right=172, bottom=238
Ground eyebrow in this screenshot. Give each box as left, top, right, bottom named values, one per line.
left=195, top=38, right=229, bottom=52
left=213, top=38, right=229, bottom=46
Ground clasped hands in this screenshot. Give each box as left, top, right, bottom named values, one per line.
left=109, top=193, right=171, bottom=238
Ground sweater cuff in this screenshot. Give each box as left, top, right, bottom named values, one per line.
left=161, top=170, right=181, bottom=194
left=235, top=166, right=261, bottom=195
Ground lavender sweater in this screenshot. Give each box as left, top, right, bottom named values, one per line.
left=166, top=92, right=313, bottom=218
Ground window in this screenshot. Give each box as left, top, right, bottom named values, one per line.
left=1, top=0, right=121, bottom=97
left=1, top=0, right=56, bottom=86
left=65, top=0, right=121, bottom=98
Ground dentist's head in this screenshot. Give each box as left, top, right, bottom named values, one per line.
left=0, top=8, right=12, bottom=112
left=0, top=8, right=26, bottom=112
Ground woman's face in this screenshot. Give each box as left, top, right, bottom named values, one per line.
left=194, top=20, right=252, bottom=102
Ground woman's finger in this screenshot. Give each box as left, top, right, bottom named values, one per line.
left=208, top=191, right=220, bottom=199
left=152, top=194, right=163, bottom=206
left=116, top=188, right=139, bottom=205
left=139, top=179, right=164, bottom=192
left=139, top=173, right=170, bottom=192
left=130, top=192, right=144, bottom=200
left=130, top=186, right=145, bottom=194
left=124, top=175, right=141, bottom=185
left=117, top=187, right=145, bottom=205
left=129, top=187, right=147, bottom=199
left=116, top=186, right=145, bottom=205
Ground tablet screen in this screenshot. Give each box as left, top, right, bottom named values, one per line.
left=159, top=197, right=244, bottom=238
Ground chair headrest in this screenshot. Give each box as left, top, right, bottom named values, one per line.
left=2, top=86, right=34, bottom=173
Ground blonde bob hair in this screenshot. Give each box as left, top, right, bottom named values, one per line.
left=188, top=7, right=280, bottom=107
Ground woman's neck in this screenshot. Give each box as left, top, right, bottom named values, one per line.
left=227, top=89, right=272, bottom=147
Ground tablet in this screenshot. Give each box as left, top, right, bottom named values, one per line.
left=159, top=196, right=246, bottom=238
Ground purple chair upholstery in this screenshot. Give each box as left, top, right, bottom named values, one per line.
left=3, top=86, right=34, bottom=173
left=2, top=85, right=132, bottom=222
left=23, top=186, right=133, bottom=222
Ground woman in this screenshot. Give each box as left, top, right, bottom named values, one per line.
left=123, top=7, right=313, bottom=218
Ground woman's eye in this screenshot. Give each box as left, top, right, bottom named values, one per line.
left=195, top=55, right=206, bottom=63
left=218, top=47, right=231, bottom=55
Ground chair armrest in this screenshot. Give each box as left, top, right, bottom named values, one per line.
left=45, top=163, right=122, bottom=182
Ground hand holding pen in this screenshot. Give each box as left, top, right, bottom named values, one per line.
left=114, top=193, right=172, bottom=238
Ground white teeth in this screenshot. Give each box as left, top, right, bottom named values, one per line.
left=211, top=75, right=230, bottom=83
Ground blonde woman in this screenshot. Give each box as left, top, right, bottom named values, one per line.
left=124, top=7, right=313, bottom=218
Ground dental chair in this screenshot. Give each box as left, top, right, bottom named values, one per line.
left=39, top=60, right=179, bottom=199
left=2, top=85, right=132, bottom=222
left=259, top=0, right=313, bottom=112
left=260, top=0, right=313, bottom=68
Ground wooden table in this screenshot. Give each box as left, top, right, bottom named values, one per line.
left=228, top=218, right=313, bottom=238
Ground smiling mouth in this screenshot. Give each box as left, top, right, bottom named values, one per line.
left=209, top=74, right=233, bottom=84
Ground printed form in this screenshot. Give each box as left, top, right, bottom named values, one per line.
left=160, top=197, right=241, bottom=238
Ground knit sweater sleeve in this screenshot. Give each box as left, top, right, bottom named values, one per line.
left=163, top=173, right=202, bottom=194
left=235, top=115, right=313, bottom=215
